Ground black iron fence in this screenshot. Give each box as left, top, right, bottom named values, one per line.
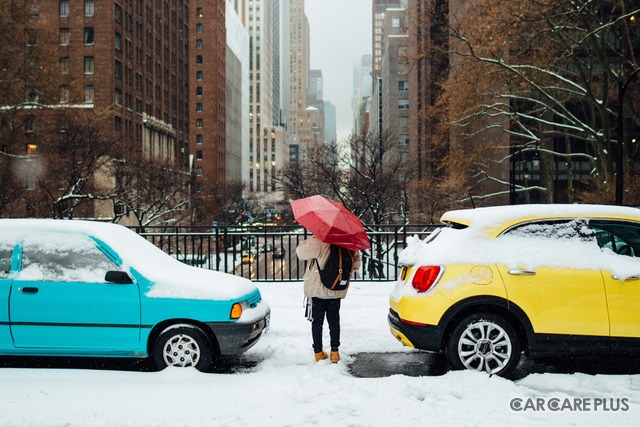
left=131, top=224, right=442, bottom=282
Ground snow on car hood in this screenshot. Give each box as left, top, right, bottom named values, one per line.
left=400, top=225, right=640, bottom=281
left=0, top=219, right=257, bottom=301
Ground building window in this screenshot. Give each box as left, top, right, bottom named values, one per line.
left=196, top=102, right=203, bottom=112
left=392, top=18, right=400, bottom=28
left=60, top=85, right=69, bottom=103
left=115, top=88, right=122, bottom=106
left=26, top=143, right=37, bottom=155
left=196, top=167, right=203, bottom=176
left=398, top=99, right=409, bottom=109
left=115, top=60, right=122, bottom=79
left=84, top=27, right=94, bottom=45
left=196, top=119, right=203, bottom=128
left=196, top=23, right=203, bottom=33
left=399, top=134, right=409, bottom=145
left=196, top=55, right=202, bottom=65
left=25, top=116, right=35, bottom=134
left=115, top=32, right=121, bottom=50
left=115, top=116, right=122, bottom=132
left=196, top=70, right=203, bottom=81
left=59, top=0, right=69, bottom=17
left=25, top=87, right=38, bottom=103
left=196, top=135, right=203, bottom=144
left=84, top=85, right=94, bottom=103
left=398, top=81, right=409, bottom=91
left=59, top=57, right=70, bottom=74
left=196, top=39, right=203, bottom=49
left=84, top=0, right=94, bottom=17
left=115, top=4, right=122, bottom=23
left=196, top=182, right=203, bottom=192
left=59, top=28, right=69, bottom=45
left=196, top=86, right=203, bottom=96
left=196, top=150, right=202, bottom=160
left=84, top=56, right=94, bottom=74
left=196, top=7, right=203, bottom=17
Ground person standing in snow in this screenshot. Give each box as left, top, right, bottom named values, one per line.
left=296, top=235, right=361, bottom=363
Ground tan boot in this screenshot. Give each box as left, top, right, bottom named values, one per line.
left=314, top=351, right=328, bottom=362
left=330, top=351, right=340, bottom=363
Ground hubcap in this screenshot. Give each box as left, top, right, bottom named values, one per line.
left=457, top=321, right=512, bottom=374
left=162, top=334, right=200, bottom=367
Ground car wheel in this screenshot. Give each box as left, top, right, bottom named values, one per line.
left=446, top=313, right=521, bottom=377
left=152, top=324, right=213, bottom=371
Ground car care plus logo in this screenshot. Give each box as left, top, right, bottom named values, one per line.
left=510, top=397, right=630, bottom=412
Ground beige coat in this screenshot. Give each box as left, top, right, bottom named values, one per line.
left=296, top=236, right=362, bottom=298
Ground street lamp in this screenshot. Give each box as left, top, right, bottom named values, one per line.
left=615, top=67, right=640, bottom=206
left=510, top=141, right=541, bottom=205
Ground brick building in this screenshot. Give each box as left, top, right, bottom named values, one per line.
left=189, top=0, right=226, bottom=221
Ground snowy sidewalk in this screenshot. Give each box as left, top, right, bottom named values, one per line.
left=0, top=282, right=638, bottom=426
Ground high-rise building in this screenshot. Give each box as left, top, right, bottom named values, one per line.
left=308, top=69, right=323, bottom=102
left=324, top=101, right=337, bottom=143
left=372, top=0, right=403, bottom=81
left=352, top=54, right=372, bottom=135
left=289, top=0, right=310, bottom=163
left=191, top=0, right=227, bottom=221
left=246, top=0, right=289, bottom=200
left=226, top=0, right=250, bottom=183
left=28, top=0, right=191, bottom=221
left=381, top=9, right=408, bottom=148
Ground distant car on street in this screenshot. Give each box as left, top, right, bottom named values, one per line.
left=242, top=253, right=255, bottom=264
left=260, top=243, right=273, bottom=253
left=389, top=204, right=640, bottom=377
left=0, top=219, right=270, bottom=371
left=273, top=246, right=286, bottom=259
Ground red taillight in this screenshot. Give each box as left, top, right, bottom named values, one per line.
left=411, top=266, right=441, bottom=293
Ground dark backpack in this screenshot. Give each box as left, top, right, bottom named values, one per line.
left=314, top=244, right=355, bottom=291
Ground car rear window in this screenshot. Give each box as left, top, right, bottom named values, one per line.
left=502, top=219, right=594, bottom=242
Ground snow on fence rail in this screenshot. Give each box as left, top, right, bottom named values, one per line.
left=131, top=224, right=442, bottom=282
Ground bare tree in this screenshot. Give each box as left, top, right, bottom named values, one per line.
left=110, top=154, right=193, bottom=228
left=424, top=0, right=640, bottom=203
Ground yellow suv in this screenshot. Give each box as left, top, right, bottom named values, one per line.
left=389, top=204, right=640, bottom=377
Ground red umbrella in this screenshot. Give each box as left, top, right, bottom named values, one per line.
left=290, top=195, right=370, bottom=251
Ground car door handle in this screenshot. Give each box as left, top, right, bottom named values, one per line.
left=21, top=287, right=39, bottom=294
left=508, top=269, right=536, bottom=276
left=611, top=274, right=640, bottom=281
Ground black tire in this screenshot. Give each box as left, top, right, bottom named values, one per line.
left=445, top=313, right=521, bottom=377
left=152, top=324, right=214, bottom=372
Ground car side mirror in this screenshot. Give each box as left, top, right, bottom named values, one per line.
left=105, top=271, right=133, bottom=284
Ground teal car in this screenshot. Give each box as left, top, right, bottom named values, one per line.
left=0, top=219, right=270, bottom=371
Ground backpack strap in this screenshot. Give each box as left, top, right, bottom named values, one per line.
left=330, top=248, right=343, bottom=290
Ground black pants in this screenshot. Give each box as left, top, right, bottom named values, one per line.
left=311, top=297, right=341, bottom=353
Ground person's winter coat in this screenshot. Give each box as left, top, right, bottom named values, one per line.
left=296, top=236, right=362, bottom=298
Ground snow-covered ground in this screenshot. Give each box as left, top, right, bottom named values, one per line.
left=0, top=281, right=638, bottom=426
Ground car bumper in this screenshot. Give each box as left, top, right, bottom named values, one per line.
left=388, top=309, right=443, bottom=352
left=206, top=304, right=271, bottom=355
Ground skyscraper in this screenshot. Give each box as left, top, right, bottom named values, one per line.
left=191, top=0, right=227, bottom=222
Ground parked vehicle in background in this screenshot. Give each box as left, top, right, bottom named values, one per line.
left=242, top=253, right=255, bottom=264
left=389, top=204, right=640, bottom=377
left=0, top=219, right=270, bottom=372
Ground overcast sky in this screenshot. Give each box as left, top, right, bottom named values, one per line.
left=304, top=0, right=372, bottom=142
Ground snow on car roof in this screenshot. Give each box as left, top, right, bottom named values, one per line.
left=396, top=204, right=640, bottom=296
left=441, top=204, right=640, bottom=230
left=0, top=218, right=256, bottom=301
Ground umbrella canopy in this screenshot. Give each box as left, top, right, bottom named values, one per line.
left=290, top=195, right=370, bottom=251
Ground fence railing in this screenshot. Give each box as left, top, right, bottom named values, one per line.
left=131, top=224, right=442, bottom=282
